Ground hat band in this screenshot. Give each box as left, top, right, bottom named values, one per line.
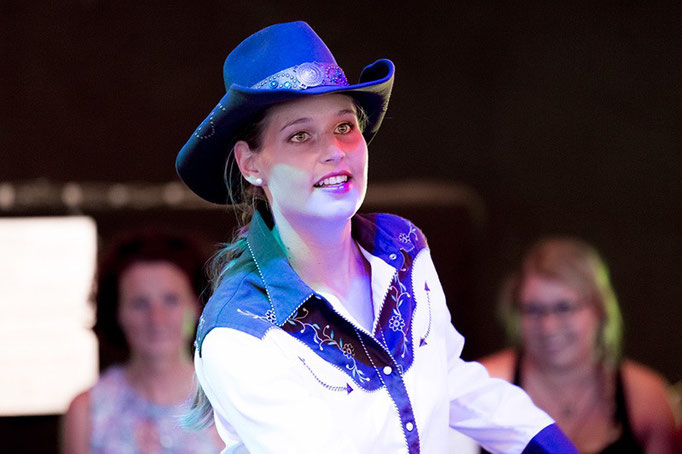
left=251, top=62, right=350, bottom=90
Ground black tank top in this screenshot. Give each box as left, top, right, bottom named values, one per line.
left=479, top=354, right=642, bottom=454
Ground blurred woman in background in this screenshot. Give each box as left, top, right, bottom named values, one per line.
left=62, top=229, right=222, bottom=453
left=479, top=237, right=676, bottom=453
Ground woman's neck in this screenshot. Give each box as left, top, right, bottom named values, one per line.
left=126, top=351, right=194, bottom=405
left=271, top=210, right=375, bottom=331
left=273, top=212, right=359, bottom=294
left=524, top=354, right=600, bottom=388
left=522, top=354, right=615, bottom=448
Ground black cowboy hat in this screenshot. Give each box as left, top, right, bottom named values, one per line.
left=175, top=21, right=394, bottom=204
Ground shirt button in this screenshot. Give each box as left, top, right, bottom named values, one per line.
left=405, top=422, right=414, bottom=432
left=389, top=253, right=397, bottom=260
left=383, top=366, right=392, bottom=375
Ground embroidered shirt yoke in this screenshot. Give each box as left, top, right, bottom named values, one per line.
left=194, top=211, right=576, bottom=454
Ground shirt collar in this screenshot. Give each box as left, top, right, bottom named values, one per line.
left=245, top=210, right=407, bottom=326
left=246, top=210, right=313, bottom=326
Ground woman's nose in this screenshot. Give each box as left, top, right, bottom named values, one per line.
left=148, top=303, right=167, bottom=324
left=321, top=137, right=345, bottom=163
left=537, top=312, right=561, bottom=333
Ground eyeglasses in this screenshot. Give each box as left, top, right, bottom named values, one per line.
left=519, top=300, right=587, bottom=320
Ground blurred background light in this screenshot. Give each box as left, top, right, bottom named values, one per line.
left=0, top=216, right=98, bottom=416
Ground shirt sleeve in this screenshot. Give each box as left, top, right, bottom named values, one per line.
left=420, top=251, right=576, bottom=453
left=195, top=327, right=362, bottom=454
left=446, top=326, right=574, bottom=453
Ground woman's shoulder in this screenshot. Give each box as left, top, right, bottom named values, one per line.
left=89, top=365, right=130, bottom=405
left=93, top=365, right=126, bottom=390
left=64, top=367, right=126, bottom=421
left=356, top=212, right=420, bottom=233
left=621, top=359, right=672, bottom=401
left=477, top=348, right=517, bottom=381
left=355, top=212, right=429, bottom=250
left=196, top=258, right=279, bottom=354
left=200, top=252, right=268, bottom=318
left=62, top=389, right=92, bottom=454
left=620, top=359, right=676, bottom=445
left=65, top=388, right=92, bottom=418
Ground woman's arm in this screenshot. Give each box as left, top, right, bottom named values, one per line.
left=477, top=349, right=516, bottom=382
left=446, top=329, right=569, bottom=453
left=622, top=360, right=676, bottom=454
left=61, top=390, right=91, bottom=454
left=417, top=250, right=574, bottom=453
left=197, top=327, right=362, bottom=454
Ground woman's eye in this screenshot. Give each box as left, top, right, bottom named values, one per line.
left=128, top=298, right=149, bottom=310
left=555, top=302, right=571, bottom=314
left=336, top=122, right=353, bottom=134
left=520, top=304, right=542, bottom=317
left=163, top=294, right=180, bottom=307
left=289, top=131, right=310, bottom=143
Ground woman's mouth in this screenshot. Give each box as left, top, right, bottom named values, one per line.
left=313, top=174, right=352, bottom=194
left=314, top=174, right=350, bottom=188
left=538, top=334, right=570, bottom=354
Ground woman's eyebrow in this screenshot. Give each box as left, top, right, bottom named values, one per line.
left=279, top=109, right=356, bottom=132
left=280, top=117, right=311, bottom=132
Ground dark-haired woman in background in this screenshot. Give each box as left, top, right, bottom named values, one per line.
left=62, top=230, right=223, bottom=453
left=479, top=237, right=675, bottom=453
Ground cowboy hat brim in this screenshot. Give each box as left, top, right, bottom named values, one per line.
left=176, top=59, right=394, bottom=205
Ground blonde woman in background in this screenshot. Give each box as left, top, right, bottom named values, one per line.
left=479, top=237, right=676, bottom=453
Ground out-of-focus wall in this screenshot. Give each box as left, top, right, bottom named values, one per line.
left=2, top=2, right=681, bottom=450
left=3, top=0, right=680, bottom=378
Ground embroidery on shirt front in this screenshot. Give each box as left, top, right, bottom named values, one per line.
left=397, top=221, right=419, bottom=252
left=237, top=308, right=277, bottom=324
left=286, top=307, right=371, bottom=384
left=385, top=275, right=410, bottom=358
left=375, top=219, right=426, bottom=358
left=376, top=248, right=416, bottom=367
left=298, top=357, right=354, bottom=394
left=419, top=282, right=433, bottom=347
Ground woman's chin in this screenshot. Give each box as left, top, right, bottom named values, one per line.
left=313, top=194, right=364, bottom=219
left=532, top=349, right=586, bottom=371
left=133, top=340, right=185, bottom=360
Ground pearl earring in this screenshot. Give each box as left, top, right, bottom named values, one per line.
left=253, top=177, right=263, bottom=186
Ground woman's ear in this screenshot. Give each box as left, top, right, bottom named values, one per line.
left=234, top=141, right=264, bottom=186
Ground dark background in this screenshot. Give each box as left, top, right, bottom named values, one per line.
left=2, top=1, right=681, bottom=451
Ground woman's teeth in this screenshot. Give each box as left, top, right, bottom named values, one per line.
left=315, top=175, right=349, bottom=187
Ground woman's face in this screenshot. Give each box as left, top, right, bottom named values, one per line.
left=118, top=261, right=197, bottom=360
left=246, top=94, right=368, bottom=226
left=519, top=274, right=601, bottom=371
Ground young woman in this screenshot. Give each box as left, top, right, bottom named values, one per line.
left=479, top=237, right=676, bottom=453
left=175, top=21, right=577, bottom=454
left=62, top=230, right=223, bottom=453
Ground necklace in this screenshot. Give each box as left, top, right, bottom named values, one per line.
left=524, top=365, right=609, bottom=439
